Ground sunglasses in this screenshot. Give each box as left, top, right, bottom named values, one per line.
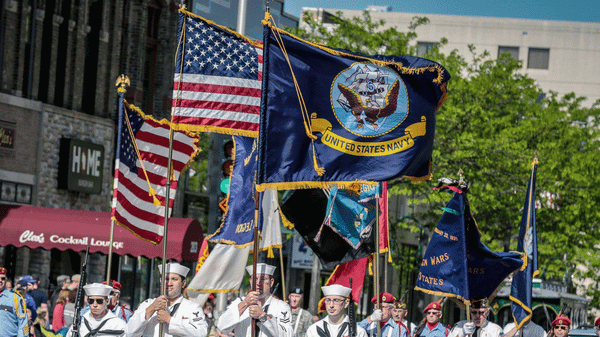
left=87, top=298, right=105, bottom=305
left=470, top=310, right=487, bottom=316
left=0, top=277, right=6, bottom=281
left=554, top=326, right=568, bottom=330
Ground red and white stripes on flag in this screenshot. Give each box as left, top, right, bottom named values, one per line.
left=171, top=10, right=263, bottom=137
left=111, top=98, right=200, bottom=244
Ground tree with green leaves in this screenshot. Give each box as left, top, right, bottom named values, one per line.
left=288, top=10, right=600, bottom=311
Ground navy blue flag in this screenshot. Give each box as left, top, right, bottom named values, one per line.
left=256, top=22, right=450, bottom=191
left=206, top=136, right=259, bottom=247
left=509, top=159, right=539, bottom=328
left=415, top=191, right=525, bottom=304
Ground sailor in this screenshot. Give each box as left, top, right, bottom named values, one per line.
left=0, top=266, right=29, bottom=337
left=306, top=284, right=367, bottom=337
left=288, top=288, right=314, bottom=337
left=549, top=317, right=570, bottom=337
left=358, top=292, right=399, bottom=337
left=503, top=319, right=547, bottom=337
left=65, top=283, right=126, bottom=337
left=82, top=280, right=133, bottom=322
left=417, top=301, right=448, bottom=337
left=217, top=263, right=293, bottom=337
left=126, top=262, right=208, bottom=337
left=449, top=299, right=503, bottom=337
left=392, top=300, right=417, bottom=337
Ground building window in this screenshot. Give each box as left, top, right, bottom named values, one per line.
left=498, top=46, right=519, bottom=60
left=417, top=42, right=435, bottom=56
left=527, top=48, right=550, bottom=70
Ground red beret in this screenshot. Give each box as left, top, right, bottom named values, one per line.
left=102, top=280, right=121, bottom=290
left=423, top=301, right=442, bottom=313
left=371, top=292, right=395, bottom=304
left=551, top=316, right=571, bottom=327
left=594, top=317, right=600, bottom=327
left=0, top=267, right=6, bottom=275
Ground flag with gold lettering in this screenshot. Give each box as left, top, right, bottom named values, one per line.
left=206, top=136, right=259, bottom=246
left=415, top=189, right=524, bottom=304
left=256, top=22, right=450, bottom=191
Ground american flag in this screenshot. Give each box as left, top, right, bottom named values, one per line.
left=111, top=93, right=200, bottom=244
left=171, top=10, right=263, bottom=137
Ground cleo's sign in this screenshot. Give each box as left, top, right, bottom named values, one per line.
left=58, top=138, right=105, bottom=194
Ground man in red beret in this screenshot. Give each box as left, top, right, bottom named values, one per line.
left=358, top=292, right=399, bottom=337
left=418, top=301, right=448, bottom=337
left=595, top=317, right=600, bottom=337
left=550, top=316, right=570, bottom=337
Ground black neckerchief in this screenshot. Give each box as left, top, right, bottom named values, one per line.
left=82, top=317, right=124, bottom=337
left=317, top=320, right=349, bottom=337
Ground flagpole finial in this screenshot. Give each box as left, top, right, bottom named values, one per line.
left=457, top=169, right=464, bottom=183
left=180, top=1, right=186, bottom=9
left=115, top=74, right=130, bottom=92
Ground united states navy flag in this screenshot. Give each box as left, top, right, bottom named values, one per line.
left=509, top=159, right=539, bottom=329
left=415, top=190, right=525, bottom=304
left=256, top=21, right=450, bottom=191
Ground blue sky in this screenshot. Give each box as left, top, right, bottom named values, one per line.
left=283, top=0, right=600, bottom=23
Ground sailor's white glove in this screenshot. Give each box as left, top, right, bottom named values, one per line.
left=463, top=322, right=476, bottom=335
left=370, top=309, right=383, bottom=322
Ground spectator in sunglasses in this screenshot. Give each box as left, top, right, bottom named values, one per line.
left=65, top=283, right=126, bottom=337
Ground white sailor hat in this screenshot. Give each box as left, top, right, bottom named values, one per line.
left=83, top=283, right=113, bottom=297
left=322, top=284, right=352, bottom=298
left=245, top=263, right=276, bottom=276
left=158, top=262, right=190, bottom=277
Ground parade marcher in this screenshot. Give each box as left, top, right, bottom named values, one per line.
left=358, top=292, right=399, bottom=337
left=217, top=263, right=293, bottom=337
left=449, top=299, right=502, bottom=337
left=417, top=301, right=448, bottom=337
left=306, top=284, right=368, bottom=337
left=288, top=288, right=313, bottom=337
left=0, top=266, right=29, bottom=337
left=392, top=300, right=417, bottom=337
left=65, top=283, right=126, bottom=337
left=82, top=280, right=133, bottom=322
left=549, top=317, right=570, bottom=337
left=595, top=317, right=600, bottom=337
left=503, top=320, right=547, bottom=337
left=126, top=262, right=207, bottom=337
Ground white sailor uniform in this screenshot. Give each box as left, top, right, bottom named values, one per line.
left=126, top=296, right=207, bottom=337
left=217, top=295, right=293, bottom=337
left=66, top=311, right=126, bottom=337
left=306, top=315, right=367, bottom=337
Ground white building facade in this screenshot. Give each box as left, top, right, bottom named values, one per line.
left=301, top=8, right=600, bottom=107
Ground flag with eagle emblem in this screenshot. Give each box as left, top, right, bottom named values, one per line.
left=256, top=23, right=450, bottom=191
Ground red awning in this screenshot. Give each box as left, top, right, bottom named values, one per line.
left=0, top=204, right=203, bottom=262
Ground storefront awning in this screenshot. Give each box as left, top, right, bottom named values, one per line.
left=0, top=204, right=203, bottom=262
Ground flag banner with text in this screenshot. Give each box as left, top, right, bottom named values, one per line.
left=112, top=91, right=200, bottom=244
left=510, top=160, right=539, bottom=329
left=172, top=10, right=262, bottom=137
left=415, top=191, right=524, bottom=304
left=280, top=187, right=380, bottom=269
left=256, top=23, right=450, bottom=191
left=323, top=184, right=379, bottom=249
left=207, top=135, right=259, bottom=247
